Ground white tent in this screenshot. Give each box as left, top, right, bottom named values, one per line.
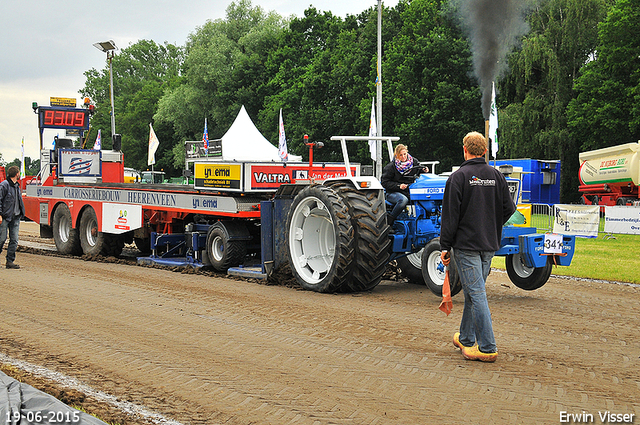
left=220, top=105, right=302, bottom=162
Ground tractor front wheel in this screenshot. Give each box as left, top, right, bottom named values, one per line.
left=505, top=253, right=552, bottom=290
left=421, top=238, right=462, bottom=297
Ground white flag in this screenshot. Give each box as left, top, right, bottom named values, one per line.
left=93, top=129, right=102, bottom=150
left=278, top=109, right=288, bottom=161
left=20, top=137, right=25, bottom=178
left=489, top=81, right=499, bottom=159
left=368, top=98, right=377, bottom=161
left=148, top=123, right=160, bottom=166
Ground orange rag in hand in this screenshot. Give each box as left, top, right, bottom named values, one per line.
left=439, top=268, right=452, bottom=316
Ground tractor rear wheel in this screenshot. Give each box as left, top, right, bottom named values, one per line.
left=286, top=185, right=354, bottom=293
left=329, top=183, right=391, bottom=292
left=505, top=253, right=552, bottom=290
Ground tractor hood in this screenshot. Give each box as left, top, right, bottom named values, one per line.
left=408, top=174, right=449, bottom=201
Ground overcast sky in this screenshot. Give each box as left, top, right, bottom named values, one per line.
left=0, top=0, right=398, bottom=164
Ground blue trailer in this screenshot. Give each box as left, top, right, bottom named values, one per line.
left=492, top=159, right=561, bottom=205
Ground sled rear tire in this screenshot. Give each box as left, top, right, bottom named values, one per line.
left=52, top=204, right=81, bottom=255
left=79, top=207, right=124, bottom=257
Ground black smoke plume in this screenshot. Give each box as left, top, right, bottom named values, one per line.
left=451, top=0, right=534, bottom=118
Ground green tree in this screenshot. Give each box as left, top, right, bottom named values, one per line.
left=260, top=7, right=379, bottom=163
left=384, top=0, right=480, bottom=173
left=499, top=0, right=610, bottom=202
left=568, top=0, right=640, bottom=152
left=155, top=0, right=288, bottom=158
left=4, top=157, right=38, bottom=176
left=81, top=39, right=183, bottom=174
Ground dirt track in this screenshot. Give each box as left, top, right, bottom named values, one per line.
left=0, top=222, right=639, bottom=424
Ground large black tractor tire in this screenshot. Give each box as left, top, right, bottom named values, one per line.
left=421, top=238, right=462, bottom=297
left=52, top=204, right=82, bottom=255
left=397, top=249, right=425, bottom=284
left=79, top=207, right=124, bottom=257
left=206, top=221, right=248, bottom=272
left=505, top=253, right=552, bottom=290
left=286, top=185, right=355, bottom=293
left=329, top=183, right=391, bottom=292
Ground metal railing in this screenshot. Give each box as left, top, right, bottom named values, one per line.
left=530, top=204, right=554, bottom=232
left=528, top=203, right=640, bottom=236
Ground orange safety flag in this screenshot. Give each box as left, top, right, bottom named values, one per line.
left=439, top=268, right=453, bottom=315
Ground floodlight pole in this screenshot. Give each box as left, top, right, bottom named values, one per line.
left=94, top=40, right=117, bottom=139
left=107, top=50, right=116, bottom=137
left=376, top=0, right=383, bottom=179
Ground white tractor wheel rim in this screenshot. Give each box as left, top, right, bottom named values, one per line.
left=513, top=253, right=534, bottom=278
left=289, top=196, right=336, bottom=284
left=427, top=250, right=446, bottom=287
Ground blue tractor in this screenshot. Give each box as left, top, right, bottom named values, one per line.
left=276, top=137, right=575, bottom=295
left=143, top=136, right=576, bottom=296
left=386, top=171, right=567, bottom=297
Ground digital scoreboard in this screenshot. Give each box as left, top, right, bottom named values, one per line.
left=38, top=106, right=90, bottom=130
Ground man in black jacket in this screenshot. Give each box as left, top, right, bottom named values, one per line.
left=0, top=166, right=26, bottom=269
left=440, top=132, right=516, bottom=362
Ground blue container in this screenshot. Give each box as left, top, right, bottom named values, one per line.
left=492, top=159, right=561, bottom=205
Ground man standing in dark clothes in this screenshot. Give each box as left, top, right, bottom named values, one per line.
left=439, top=132, right=516, bottom=362
left=0, top=166, right=25, bottom=269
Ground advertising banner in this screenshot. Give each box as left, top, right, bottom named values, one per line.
left=194, top=163, right=243, bottom=190
left=193, top=162, right=359, bottom=192
left=102, top=203, right=143, bottom=234
left=604, top=206, right=640, bottom=235
left=553, top=204, right=599, bottom=238
left=248, top=164, right=358, bottom=191
left=59, top=149, right=101, bottom=177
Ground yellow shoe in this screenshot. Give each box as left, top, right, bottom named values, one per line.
left=462, top=345, right=498, bottom=362
left=453, top=332, right=475, bottom=350
left=453, top=332, right=464, bottom=350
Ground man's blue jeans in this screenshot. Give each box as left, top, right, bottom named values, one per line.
left=386, top=192, right=409, bottom=220
left=0, top=215, right=20, bottom=263
left=453, top=248, right=497, bottom=353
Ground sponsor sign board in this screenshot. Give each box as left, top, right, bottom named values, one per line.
left=50, top=97, right=77, bottom=107
left=553, top=204, right=599, bottom=238
left=604, top=206, right=640, bottom=235
left=194, top=163, right=243, bottom=190
left=514, top=204, right=532, bottom=228
left=59, top=149, right=101, bottom=177
left=193, top=162, right=359, bottom=192
left=26, top=185, right=242, bottom=215
left=102, top=203, right=143, bottom=234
